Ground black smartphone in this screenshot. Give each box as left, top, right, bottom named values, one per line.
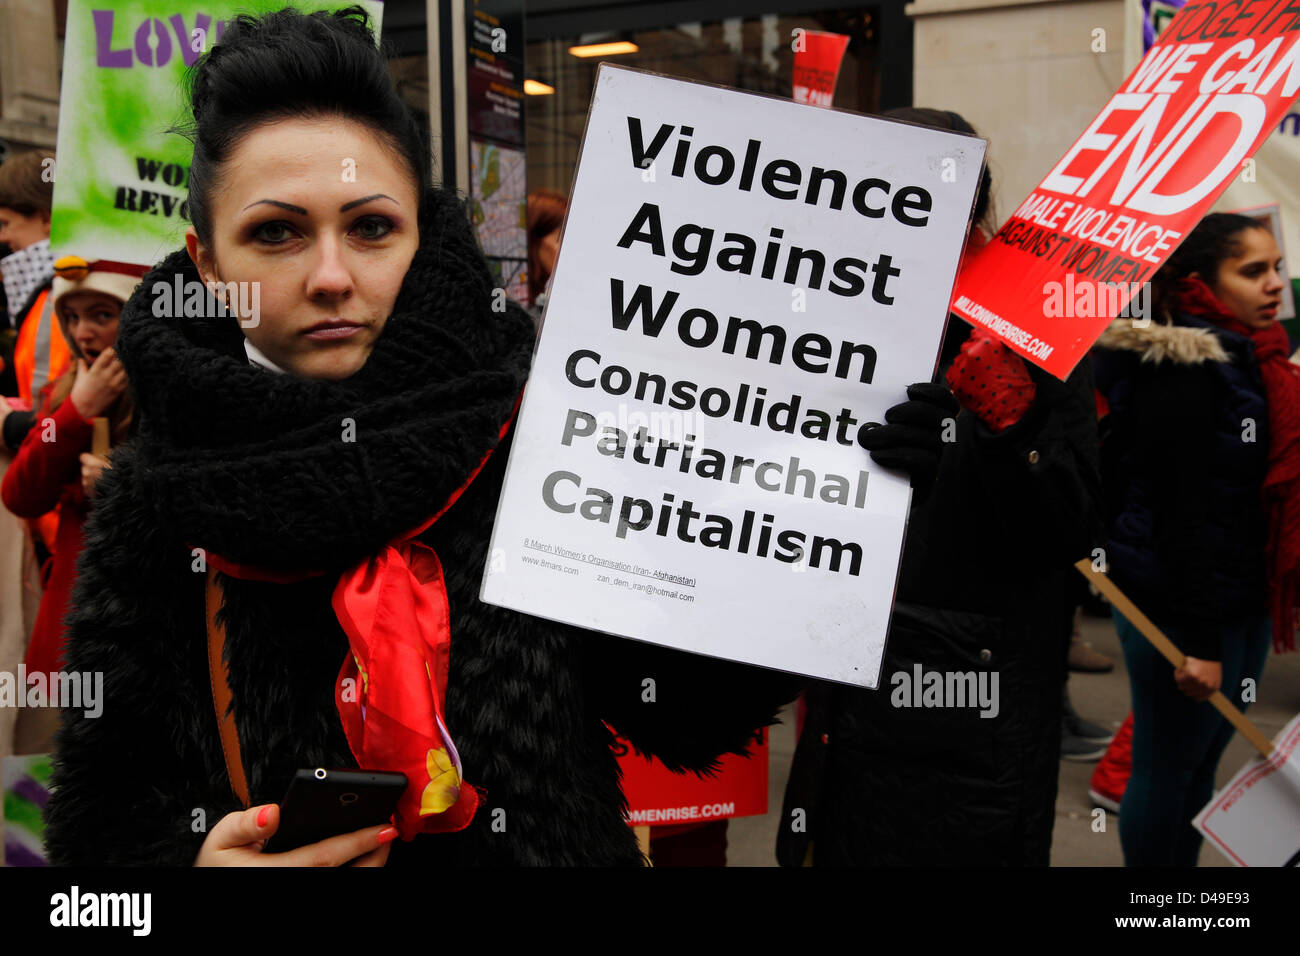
left=261, top=768, right=407, bottom=854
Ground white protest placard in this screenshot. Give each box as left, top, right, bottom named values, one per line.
left=481, top=65, right=985, bottom=687
left=1194, top=713, right=1300, bottom=867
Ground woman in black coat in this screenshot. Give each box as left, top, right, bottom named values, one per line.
left=41, top=6, right=800, bottom=867
left=781, top=349, right=1103, bottom=866
left=779, top=109, right=1105, bottom=866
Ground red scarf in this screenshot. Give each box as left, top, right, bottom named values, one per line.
left=203, top=404, right=517, bottom=838
left=1175, top=277, right=1300, bottom=652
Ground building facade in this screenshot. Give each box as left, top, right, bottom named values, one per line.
left=0, top=0, right=1130, bottom=235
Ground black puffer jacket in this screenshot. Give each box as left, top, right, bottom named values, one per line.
left=1092, top=315, right=1270, bottom=660
left=780, top=355, right=1103, bottom=866
left=42, top=188, right=802, bottom=867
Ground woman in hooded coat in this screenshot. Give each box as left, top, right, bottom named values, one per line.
left=1093, top=212, right=1299, bottom=865
left=41, top=6, right=801, bottom=867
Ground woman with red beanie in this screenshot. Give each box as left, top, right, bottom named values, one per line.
left=1093, top=212, right=1299, bottom=865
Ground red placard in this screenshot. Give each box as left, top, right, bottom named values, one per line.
left=615, top=728, right=769, bottom=825
left=952, top=2, right=1300, bottom=379
left=792, top=31, right=850, bottom=108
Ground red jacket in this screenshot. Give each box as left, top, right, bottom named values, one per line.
left=0, top=387, right=95, bottom=674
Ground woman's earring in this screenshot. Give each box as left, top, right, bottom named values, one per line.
left=206, top=273, right=235, bottom=317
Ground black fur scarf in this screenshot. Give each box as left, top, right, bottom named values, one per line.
left=42, top=188, right=802, bottom=867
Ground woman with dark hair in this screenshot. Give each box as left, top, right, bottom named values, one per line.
left=1093, top=212, right=1299, bottom=866
left=41, top=6, right=800, bottom=867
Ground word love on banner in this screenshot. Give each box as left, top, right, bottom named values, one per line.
left=481, top=65, right=984, bottom=687
left=953, top=0, right=1300, bottom=379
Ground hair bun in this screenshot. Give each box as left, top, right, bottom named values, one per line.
left=170, top=5, right=429, bottom=245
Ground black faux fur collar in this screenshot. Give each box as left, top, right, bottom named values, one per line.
left=113, top=188, right=534, bottom=572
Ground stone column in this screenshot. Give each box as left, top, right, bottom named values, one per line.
left=0, top=0, right=61, bottom=150
left=906, top=0, right=1127, bottom=224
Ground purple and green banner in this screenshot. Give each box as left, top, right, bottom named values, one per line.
left=51, top=0, right=385, bottom=267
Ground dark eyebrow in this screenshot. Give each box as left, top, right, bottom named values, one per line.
left=340, top=194, right=397, bottom=212
left=240, top=195, right=398, bottom=214
left=242, top=199, right=308, bottom=214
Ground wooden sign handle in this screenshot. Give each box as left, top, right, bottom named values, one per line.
left=1073, top=558, right=1275, bottom=760
left=633, top=825, right=652, bottom=866
left=92, top=417, right=109, bottom=458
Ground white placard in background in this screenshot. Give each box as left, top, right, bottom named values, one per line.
left=481, top=65, right=985, bottom=687
left=1195, top=713, right=1300, bottom=867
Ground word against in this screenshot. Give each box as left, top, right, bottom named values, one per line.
left=890, top=664, right=1000, bottom=718
left=0, top=667, right=102, bottom=718
left=152, top=275, right=260, bottom=328
left=50, top=886, right=151, bottom=936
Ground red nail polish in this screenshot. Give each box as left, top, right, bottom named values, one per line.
left=376, top=826, right=398, bottom=845
left=256, top=805, right=271, bottom=828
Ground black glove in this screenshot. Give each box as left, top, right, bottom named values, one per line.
left=857, top=382, right=959, bottom=501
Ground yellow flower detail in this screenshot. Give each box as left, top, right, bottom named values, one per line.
left=420, top=747, right=461, bottom=815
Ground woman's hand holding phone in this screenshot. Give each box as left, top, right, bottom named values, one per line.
left=194, top=804, right=397, bottom=866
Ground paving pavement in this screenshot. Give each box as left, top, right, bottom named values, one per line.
left=725, top=608, right=1300, bottom=866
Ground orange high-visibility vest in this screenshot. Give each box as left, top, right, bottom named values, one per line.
left=14, top=289, right=71, bottom=407
left=11, top=288, right=70, bottom=553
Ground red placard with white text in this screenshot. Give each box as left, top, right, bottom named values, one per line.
left=616, top=728, right=768, bottom=825
left=952, top=1, right=1300, bottom=379
left=793, top=31, right=851, bottom=108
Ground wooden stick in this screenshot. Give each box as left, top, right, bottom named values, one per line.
left=1074, top=558, right=1275, bottom=759
left=91, top=417, right=109, bottom=458
left=634, top=825, right=652, bottom=866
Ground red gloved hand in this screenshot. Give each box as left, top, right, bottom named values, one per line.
left=944, top=329, right=1036, bottom=432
